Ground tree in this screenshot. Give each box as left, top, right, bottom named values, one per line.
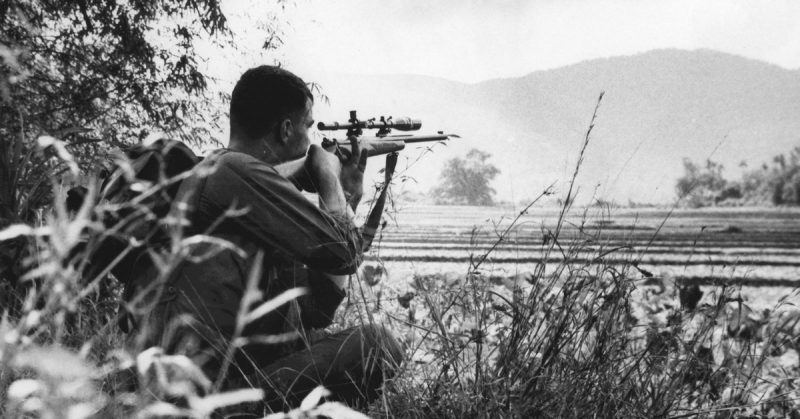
left=2, top=1, right=223, bottom=222
left=432, top=148, right=500, bottom=206
left=0, top=0, right=282, bottom=294
left=0, top=1, right=290, bottom=221
left=740, top=147, right=800, bottom=205
left=678, top=146, right=800, bottom=207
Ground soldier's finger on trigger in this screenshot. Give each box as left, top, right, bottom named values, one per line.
left=333, top=146, right=346, bottom=161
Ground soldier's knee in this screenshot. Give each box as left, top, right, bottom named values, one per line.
left=358, top=324, right=404, bottom=372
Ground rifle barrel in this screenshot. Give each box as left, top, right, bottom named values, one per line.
left=361, top=134, right=456, bottom=142
left=386, top=134, right=454, bottom=143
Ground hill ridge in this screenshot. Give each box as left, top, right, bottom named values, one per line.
left=313, top=49, right=800, bottom=204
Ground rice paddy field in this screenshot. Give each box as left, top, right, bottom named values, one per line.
left=364, top=205, right=800, bottom=310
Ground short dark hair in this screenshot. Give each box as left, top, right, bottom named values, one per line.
left=230, top=65, right=313, bottom=140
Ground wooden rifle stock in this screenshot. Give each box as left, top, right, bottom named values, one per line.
left=274, top=133, right=455, bottom=189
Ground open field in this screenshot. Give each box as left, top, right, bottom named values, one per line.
left=365, top=205, right=800, bottom=305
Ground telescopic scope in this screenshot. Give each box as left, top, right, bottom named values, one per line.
left=317, top=116, right=422, bottom=132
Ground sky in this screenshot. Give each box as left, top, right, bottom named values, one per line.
left=215, top=0, right=800, bottom=86
left=267, top=0, right=800, bottom=83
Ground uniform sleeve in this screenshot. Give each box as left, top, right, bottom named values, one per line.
left=203, top=152, right=363, bottom=275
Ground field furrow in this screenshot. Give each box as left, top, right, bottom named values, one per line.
left=368, top=205, right=800, bottom=288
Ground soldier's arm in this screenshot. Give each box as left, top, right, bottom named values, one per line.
left=204, top=152, right=363, bottom=275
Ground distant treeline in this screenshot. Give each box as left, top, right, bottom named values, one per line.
left=677, top=146, right=800, bottom=207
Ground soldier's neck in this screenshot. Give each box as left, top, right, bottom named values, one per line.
left=228, top=134, right=280, bottom=164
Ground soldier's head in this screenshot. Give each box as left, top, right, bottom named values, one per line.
left=229, top=65, right=314, bottom=163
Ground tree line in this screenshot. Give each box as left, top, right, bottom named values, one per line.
left=676, top=146, right=800, bottom=207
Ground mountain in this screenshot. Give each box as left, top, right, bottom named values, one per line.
left=309, top=49, right=800, bottom=205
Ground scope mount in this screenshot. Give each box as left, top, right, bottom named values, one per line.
left=375, top=116, right=393, bottom=137
left=347, top=110, right=362, bottom=137
left=346, top=111, right=394, bottom=138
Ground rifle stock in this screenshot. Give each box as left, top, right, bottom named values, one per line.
left=275, top=133, right=456, bottom=188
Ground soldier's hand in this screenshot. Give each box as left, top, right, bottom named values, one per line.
left=304, top=144, right=342, bottom=193
left=339, top=136, right=368, bottom=210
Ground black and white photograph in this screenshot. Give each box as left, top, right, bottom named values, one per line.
left=1, top=1, right=799, bottom=417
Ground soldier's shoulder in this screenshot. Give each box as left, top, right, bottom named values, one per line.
left=205, top=149, right=257, bottom=168
left=205, top=149, right=278, bottom=175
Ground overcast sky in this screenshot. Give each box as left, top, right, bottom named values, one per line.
left=261, top=0, right=800, bottom=83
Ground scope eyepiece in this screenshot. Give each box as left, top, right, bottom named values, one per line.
left=316, top=121, right=349, bottom=131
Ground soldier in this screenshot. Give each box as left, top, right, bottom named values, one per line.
left=124, top=65, right=403, bottom=413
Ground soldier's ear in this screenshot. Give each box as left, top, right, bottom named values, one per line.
left=277, top=118, right=293, bottom=145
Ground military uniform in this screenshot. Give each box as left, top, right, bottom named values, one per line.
left=125, top=149, right=402, bottom=412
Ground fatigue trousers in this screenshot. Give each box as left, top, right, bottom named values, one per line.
left=224, top=324, right=404, bottom=416
left=123, top=263, right=404, bottom=414
left=120, top=322, right=402, bottom=416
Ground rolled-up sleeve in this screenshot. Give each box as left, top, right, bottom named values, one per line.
left=202, top=152, right=363, bottom=275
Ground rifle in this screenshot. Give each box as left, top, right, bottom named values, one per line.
left=275, top=110, right=457, bottom=182
left=276, top=110, right=458, bottom=251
